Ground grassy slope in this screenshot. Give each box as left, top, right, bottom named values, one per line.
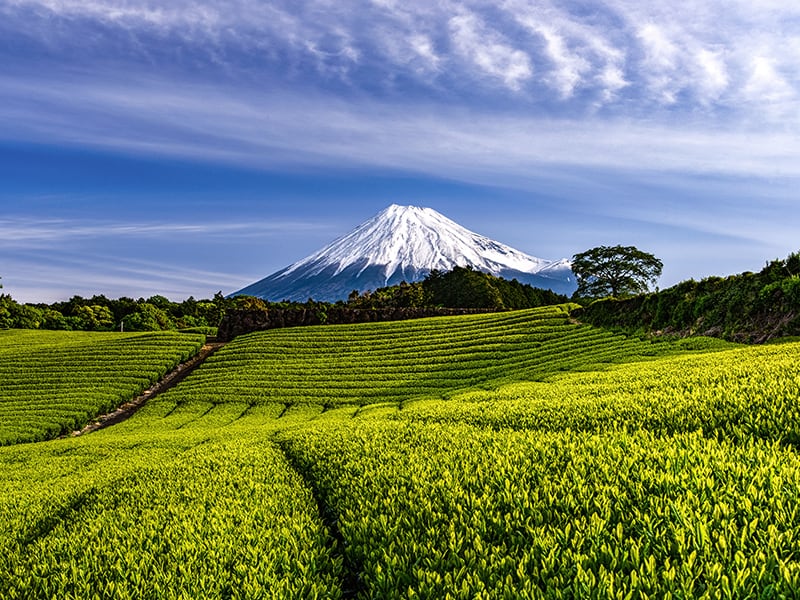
left=3, top=307, right=800, bottom=597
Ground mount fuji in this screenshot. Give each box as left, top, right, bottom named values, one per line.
left=232, top=205, right=575, bottom=301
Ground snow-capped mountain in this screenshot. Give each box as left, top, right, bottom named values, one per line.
left=232, top=204, right=575, bottom=301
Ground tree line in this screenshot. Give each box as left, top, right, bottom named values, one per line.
left=0, top=292, right=229, bottom=332
left=0, top=267, right=571, bottom=331
left=576, top=251, right=800, bottom=342
left=346, top=266, right=568, bottom=310
left=1, top=244, right=673, bottom=331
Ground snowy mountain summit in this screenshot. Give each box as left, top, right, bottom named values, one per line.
left=232, top=204, right=575, bottom=301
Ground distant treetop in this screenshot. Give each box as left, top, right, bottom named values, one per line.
left=572, top=245, right=663, bottom=299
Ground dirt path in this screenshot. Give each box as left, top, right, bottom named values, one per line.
left=66, top=341, right=226, bottom=438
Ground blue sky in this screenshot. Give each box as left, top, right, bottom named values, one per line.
left=2, top=0, right=799, bottom=302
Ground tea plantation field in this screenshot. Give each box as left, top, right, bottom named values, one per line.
left=2, top=306, right=800, bottom=598
left=0, top=330, right=205, bottom=445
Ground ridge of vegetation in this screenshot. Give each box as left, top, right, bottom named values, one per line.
left=0, top=266, right=566, bottom=333
left=157, top=306, right=694, bottom=410
left=575, top=251, right=800, bottom=342
left=345, top=266, right=568, bottom=310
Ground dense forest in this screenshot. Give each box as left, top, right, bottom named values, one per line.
left=346, top=266, right=567, bottom=310
left=0, top=266, right=567, bottom=331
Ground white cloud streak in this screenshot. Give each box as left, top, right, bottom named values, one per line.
left=449, top=10, right=533, bottom=90
left=0, top=217, right=335, bottom=249
left=1, top=73, right=798, bottom=186
left=3, top=0, right=798, bottom=117
left=744, top=55, right=794, bottom=104
left=4, top=252, right=248, bottom=303
left=0, top=217, right=342, bottom=301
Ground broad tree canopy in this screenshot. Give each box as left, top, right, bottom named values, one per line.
left=572, top=245, right=663, bottom=298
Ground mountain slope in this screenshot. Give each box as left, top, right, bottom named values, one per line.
left=232, top=205, right=575, bottom=301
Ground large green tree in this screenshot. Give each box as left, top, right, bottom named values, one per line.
left=572, top=245, right=663, bottom=298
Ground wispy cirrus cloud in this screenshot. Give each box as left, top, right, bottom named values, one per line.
left=2, top=0, right=798, bottom=117
left=502, top=0, right=629, bottom=101
left=448, top=9, right=533, bottom=91
left=1, top=71, right=798, bottom=185
left=0, top=216, right=342, bottom=301
left=5, top=251, right=249, bottom=303
left=0, top=217, right=336, bottom=249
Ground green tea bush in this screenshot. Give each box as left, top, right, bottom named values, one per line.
left=281, top=421, right=800, bottom=599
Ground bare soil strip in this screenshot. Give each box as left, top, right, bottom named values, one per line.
left=66, top=341, right=226, bottom=438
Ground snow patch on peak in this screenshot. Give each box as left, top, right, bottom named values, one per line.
left=278, top=204, right=567, bottom=284
left=232, top=204, right=577, bottom=301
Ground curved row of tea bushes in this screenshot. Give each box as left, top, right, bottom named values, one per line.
left=157, top=306, right=693, bottom=411
left=399, top=340, right=800, bottom=447
left=280, top=420, right=800, bottom=599
left=0, top=331, right=204, bottom=445
left=0, top=435, right=342, bottom=600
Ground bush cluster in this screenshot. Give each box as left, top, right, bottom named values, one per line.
left=0, top=293, right=228, bottom=332
left=577, top=251, right=800, bottom=342
left=347, top=266, right=567, bottom=310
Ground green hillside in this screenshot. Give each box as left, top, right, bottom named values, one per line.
left=0, top=330, right=204, bottom=445
left=577, top=251, right=800, bottom=342
left=157, top=306, right=689, bottom=410
left=3, top=306, right=800, bottom=598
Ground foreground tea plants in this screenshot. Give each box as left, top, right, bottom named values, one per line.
left=0, top=430, right=342, bottom=599
left=0, top=330, right=204, bottom=445
left=280, top=420, right=800, bottom=599
left=400, top=340, right=800, bottom=446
